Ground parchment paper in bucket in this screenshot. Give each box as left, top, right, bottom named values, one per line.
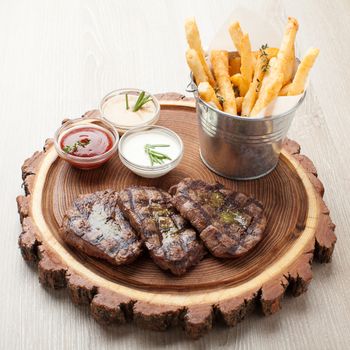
left=207, top=7, right=305, bottom=118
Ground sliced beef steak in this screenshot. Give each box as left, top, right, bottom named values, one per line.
left=170, top=179, right=267, bottom=258
left=118, top=186, right=206, bottom=275
left=61, top=190, right=142, bottom=265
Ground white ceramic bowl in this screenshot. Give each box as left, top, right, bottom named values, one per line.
left=118, top=125, right=183, bottom=178
left=99, top=88, right=160, bottom=134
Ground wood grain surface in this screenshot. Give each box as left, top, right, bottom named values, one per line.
left=16, top=100, right=335, bottom=339
left=1, top=0, right=350, bottom=349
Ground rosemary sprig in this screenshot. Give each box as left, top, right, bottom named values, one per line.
left=214, top=87, right=225, bottom=104
left=63, top=138, right=90, bottom=154
left=144, top=144, right=171, bottom=166
left=133, top=91, right=152, bottom=112
left=125, top=93, right=129, bottom=110
left=259, top=43, right=270, bottom=73
left=256, top=78, right=261, bottom=93
left=233, top=85, right=240, bottom=97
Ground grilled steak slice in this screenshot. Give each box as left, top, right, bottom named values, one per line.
left=118, top=186, right=206, bottom=275
left=61, top=190, right=142, bottom=265
left=170, top=179, right=267, bottom=258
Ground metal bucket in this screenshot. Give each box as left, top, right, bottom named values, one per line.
left=187, top=75, right=306, bottom=180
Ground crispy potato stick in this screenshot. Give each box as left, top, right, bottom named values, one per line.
left=240, top=33, right=253, bottom=90
left=288, top=47, right=320, bottom=95
left=186, top=48, right=208, bottom=85
left=279, top=82, right=292, bottom=96
left=229, top=21, right=244, bottom=52
left=251, top=57, right=276, bottom=110
left=229, top=55, right=241, bottom=75
left=274, top=17, right=299, bottom=82
left=266, top=47, right=279, bottom=57
left=230, top=73, right=245, bottom=97
left=283, top=45, right=295, bottom=85
left=236, top=96, right=243, bottom=115
left=252, top=49, right=278, bottom=57
left=242, top=48, right=279, bottom=116
left=250, top=73, right=284, bottom=116
left=198, top=82, right=222, bottom=110
left=211, top=50, right=237, bottom=115
left=251, top=52, right=257, bottom=76
left=185, top=17, right=216, bottom=86
left=260, top=56, right=276, bottom=82
left=258, top=18, right=298, bottom=100
left=229, top=22, right=253, bottom=95
left=251, top=18, right=298, bottom=116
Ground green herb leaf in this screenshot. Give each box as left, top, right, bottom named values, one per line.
left=63, top=145, right=72, bottom=153
left=125, top=93, right=129, bottom=110
left=259, top=43, right=270, bottom=73
left=217, top=94, right=225, bottom=104
left=133, top=91, right=152, bottom=112
left=233, top=85, right=240, bottom=97
left=144, top=144, right=171, bottom=166
left=62, top=139, right=90, bottom=155
left=256, top=78, right=261, bottom=93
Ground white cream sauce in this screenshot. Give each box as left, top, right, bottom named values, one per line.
left=102, top=94, right=156, bottom=127
left=121, top=130, right=181, bottom=167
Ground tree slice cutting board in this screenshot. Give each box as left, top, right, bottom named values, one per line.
left=16, top=93, right=336, bottom=339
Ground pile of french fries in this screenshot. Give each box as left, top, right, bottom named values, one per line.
left=185, top=17, right=319, bottom=117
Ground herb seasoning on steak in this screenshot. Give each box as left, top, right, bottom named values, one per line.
left=61, top=190, right=142, bottom=265
left=170, top=179, right=267, bottom=258
left=118, top=186, right=206, bottom=275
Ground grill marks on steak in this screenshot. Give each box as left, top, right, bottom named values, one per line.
left=118, top=186, right=206, bottom=275
left=61, top=190, right=142, bottom=265
left=170, top=179, right=267, bottom=258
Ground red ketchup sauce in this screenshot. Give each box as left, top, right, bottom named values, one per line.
left=60, top=126, right=114, bottom=169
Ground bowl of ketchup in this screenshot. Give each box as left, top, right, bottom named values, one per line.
left=54, top=117, right=119, bottom=169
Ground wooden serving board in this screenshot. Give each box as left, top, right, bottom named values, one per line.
left=16, top=93, right=336, bottom=339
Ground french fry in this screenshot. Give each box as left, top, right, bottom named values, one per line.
left=257, top=57, right=276, bottom=96
left=274, top=17, right=299, bottom=82
left=198, top=82, right=222, bottom=110
left=229, top=22, right=253, bottom=96
left=288, top=47, right=320, bottom=95
left=185, top=17, right=216, bottom=86
left=251, top=52, right=257, bottom=76
left=236, top=96, right=243, bottom=114
left=266, top=47, right=279, bottom=57
left=283, top=45, right=295, bottom=85
left=250, top=72, right=284, bottom=116
left=240, top=33, right=253, bottom=87
left=229, top=52, right=264, bottom=77
left=186, top=48, right=208, bottom=85
left=230, top=73, right=245, bottom=97
left=228, top=21, right=244, bottom=52
left=279, top=82, right=292, bottom=96
left=211, top=50, right=237, bottom=115
left=259, top=18, right=298, bottom=98
left=229, top=55, right=241, bottom=75
left=242, top=48, right=279, bottom=116
left=251, top=18, right=298, bottom=116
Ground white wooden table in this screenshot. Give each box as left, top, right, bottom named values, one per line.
left=1, top=0, right=349, bottom=349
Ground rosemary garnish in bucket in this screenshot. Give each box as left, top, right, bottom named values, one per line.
left=259, top=43, right=270, bottom=72
left=256, top=78, right=261, bottom=93
left=215, top=86, right=225, bottom=104
left=133, top=91, right=152, bottom=112
left=233, top=85, right=240, bottom=97
left=144, top=144, right=171, bottom=166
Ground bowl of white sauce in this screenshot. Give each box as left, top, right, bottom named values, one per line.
left=100, top=88, right=160, bottom=133
left=118, top=125, right=184, bottom=178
